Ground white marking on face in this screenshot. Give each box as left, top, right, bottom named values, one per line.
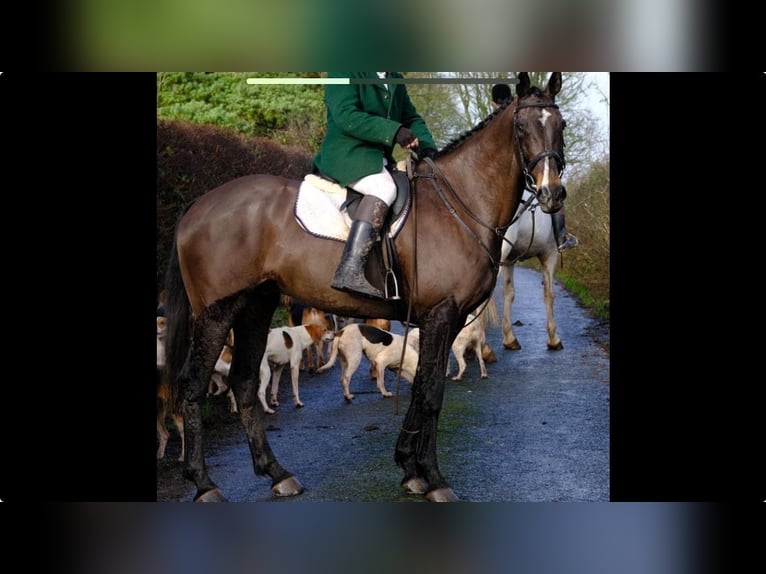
left=539, top=110, right=552, bottom=189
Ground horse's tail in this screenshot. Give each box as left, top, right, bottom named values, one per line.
left=478, top=297, right=500, bottom=328
left=164, top=233, right=191, bottom=413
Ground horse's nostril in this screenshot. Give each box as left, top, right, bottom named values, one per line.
left=560, top=185, right=567, bottom=201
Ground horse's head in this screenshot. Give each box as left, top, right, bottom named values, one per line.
left=514, top=72, right=567, bottom=214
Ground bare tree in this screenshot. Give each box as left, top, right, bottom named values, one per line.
left=406, top=72, right=604, bottom=177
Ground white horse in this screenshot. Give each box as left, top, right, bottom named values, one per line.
left=500, top=190, right=564, bottom=350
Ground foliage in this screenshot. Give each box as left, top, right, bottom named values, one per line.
left=157, top=72, right=327, bottom=149
left=552, top=153, right=610, bottom=319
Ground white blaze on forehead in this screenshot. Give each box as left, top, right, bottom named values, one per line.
left=542, top=157, right=551, bottom=189
left=539, top=109, right=552, bottom=188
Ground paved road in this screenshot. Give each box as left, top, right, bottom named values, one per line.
left=157, top=266, right=610, bottom=502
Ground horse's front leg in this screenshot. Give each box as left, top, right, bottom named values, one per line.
left=541, top=254, right=563, bottom=350
left=395, top=300, right=460, bottom=502
left=501, top=264, right=522, bottom=350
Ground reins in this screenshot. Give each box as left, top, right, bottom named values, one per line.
left=414, top=157, right=506, bottom=271
left=393, top=153, right=419, bottom=416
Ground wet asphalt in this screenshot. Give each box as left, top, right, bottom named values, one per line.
left=157, top=266, right=610, bottom=502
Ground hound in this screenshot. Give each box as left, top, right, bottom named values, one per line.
left=258, top=323, right=336, bottom=414
left=317, top=323, right=419, bottom=402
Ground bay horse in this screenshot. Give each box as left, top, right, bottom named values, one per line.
left=164, top=72, right=568, bottom=502
left=500, top=189, right=564, bottom=351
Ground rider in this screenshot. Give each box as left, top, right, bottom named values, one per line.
left=492, top=83, right=578, bottom=252
left=314, top=72, right=438, bottom=299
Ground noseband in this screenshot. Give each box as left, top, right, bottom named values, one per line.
left=514, top=102, right=566, bottom=195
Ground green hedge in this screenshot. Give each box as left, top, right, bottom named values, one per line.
left=157, top=119, right=313, bottom=292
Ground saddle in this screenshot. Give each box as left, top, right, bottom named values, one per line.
left=350, top=168, right=409, bottom=299
left=297, top=165, right=412, bottom=300
left=341, top=168, right=411, bottom=227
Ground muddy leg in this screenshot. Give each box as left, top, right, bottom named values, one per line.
left=179, top=310, right=232, bottom=501
left=395, top=300, right=459, bottom=502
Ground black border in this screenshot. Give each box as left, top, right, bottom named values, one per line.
left=0, top=72, right=158, bottom=502
left=609, top=72, right=766, bottom=502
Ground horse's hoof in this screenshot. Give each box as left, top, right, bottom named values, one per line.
left=503, top=340, right=522, bottom=351
left=547, top=341, right=564, bottom=351
left=401, top=477, right=428, bottom=495
left=194, top=488, right=227, bottom=502
left=426, top=487, right=459, bottom=502
left=272, top=476, right=304, bottom=497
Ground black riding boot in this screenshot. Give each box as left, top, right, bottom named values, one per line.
left=331, top=195, right=389, bottom=299
left=551, top=210, right=578, bottom=252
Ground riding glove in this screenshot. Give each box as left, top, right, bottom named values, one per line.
left=395, top=126, right=417, bottom=147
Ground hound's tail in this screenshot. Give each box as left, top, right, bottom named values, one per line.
left=316, top=332, right=341, bottom=373
left=163, top=232, right=192, bottom=413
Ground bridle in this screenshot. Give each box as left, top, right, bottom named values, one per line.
left=513, top=101, right=566, bottom=198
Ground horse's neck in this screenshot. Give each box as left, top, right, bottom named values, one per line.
left=436, top=129, right=523, bottom=227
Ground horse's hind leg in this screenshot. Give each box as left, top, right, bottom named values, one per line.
left=395, top=299, right=460, bottom=502
left=501, top=264, right=522, bottom=350
left=229, top=283, right=303, bottom=497
left=179, top=303, right=236, bottom=502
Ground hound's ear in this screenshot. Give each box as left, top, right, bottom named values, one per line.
left=546, top=72, right=562, bottom=98
left=282, top=331, right=295, bottom=349
left=516, top=73, right=530, bottom=98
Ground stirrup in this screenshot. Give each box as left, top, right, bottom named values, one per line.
left=384, top=269, right=401, bottom=300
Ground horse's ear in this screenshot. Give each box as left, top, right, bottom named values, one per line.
left=516, top=73, right=530, bottom=98
left=546, top=72, right=562, bottom=98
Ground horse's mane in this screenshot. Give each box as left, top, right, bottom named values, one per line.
left=437, top=102, right=510, bottom=157
left=435, top=85, right=548, bottom=158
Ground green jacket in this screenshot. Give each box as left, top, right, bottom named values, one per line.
left=313, top=72, right=437, bottom=187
